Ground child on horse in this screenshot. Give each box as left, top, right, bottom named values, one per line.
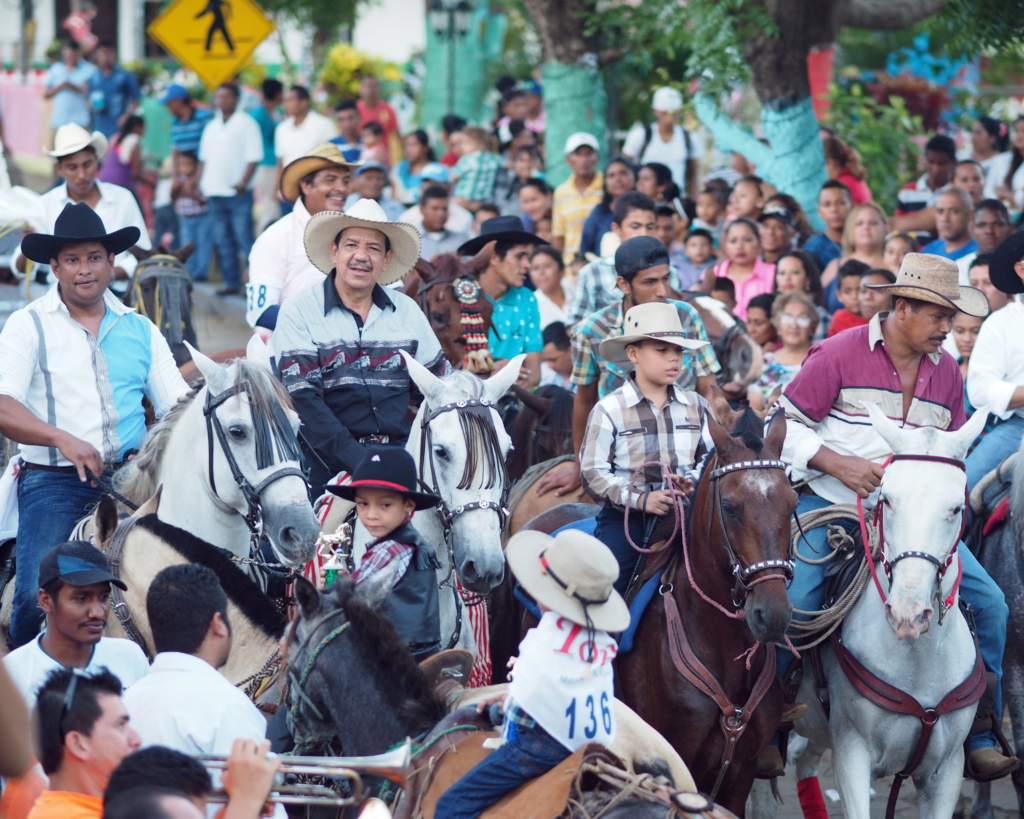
left=580, top=290, right=714, bottom=595
left=326, top=447, right=442, bottom=660
left=435, top=528, right=631, bottom=819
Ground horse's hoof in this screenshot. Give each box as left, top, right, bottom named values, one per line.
left=755, top=745, right=785, bottom=779
left=781, top=702, right=808, bottom=723
left=969, top=747, right=1021, bottom=780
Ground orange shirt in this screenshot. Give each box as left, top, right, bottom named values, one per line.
left=25, top=790, right=102, bottom=819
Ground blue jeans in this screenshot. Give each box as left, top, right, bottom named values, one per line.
left=966, top=416, right=1024, bottom=497
left=434, top=721, right=570, bottom=819
left=782, top=493, right=1007, bottom=750
left=593, top=506, right=651, bottom=596
left=178, top=212, right=215, bottom=281
left=12, top=469, right=104, bottom=646
left=153, top=205, right=178, bottom=249
left=207, top=192, right=253, bottom=289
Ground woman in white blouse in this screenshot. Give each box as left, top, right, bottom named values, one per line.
left=529, top=246, right=575, bottom=329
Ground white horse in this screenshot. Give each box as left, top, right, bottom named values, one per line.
left=786, top=404, right=989, bottom=818
left=349, top=352, right=523, bottom=656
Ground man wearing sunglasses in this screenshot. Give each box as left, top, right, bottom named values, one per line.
left=3, top=542, right=149, bottom=710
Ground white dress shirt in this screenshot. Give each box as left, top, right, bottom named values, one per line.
left=274, top=111, right=338, bottom=167
left=967, top=297, right=1024, bottom=421
left=246, top=197, right=323, bottom=328
left=199, top=110, right=265, bottom=197
left=13, top=180, right=151, bottom=285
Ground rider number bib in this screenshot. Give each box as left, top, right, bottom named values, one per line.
left=508, top=612, right=617, bottom=752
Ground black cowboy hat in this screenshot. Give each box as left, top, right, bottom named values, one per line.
left=22, top=202, right=141, bottom=264
left=988, top=231, right=1024, bottom=295
left=457, top=215, right=547, bottom=257
left=327, top=446, right=440, bottom=510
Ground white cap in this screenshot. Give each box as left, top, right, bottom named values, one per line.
left=564, top=132, right=600, bottom=157
left=652, top=86, right=683, bottom=114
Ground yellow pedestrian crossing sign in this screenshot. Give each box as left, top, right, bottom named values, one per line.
left=148, top=0, right=275, bottom=91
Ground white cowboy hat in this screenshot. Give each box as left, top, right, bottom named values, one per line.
left=600, top=302, right=708, bottom=366
left=507, top=529, right=631, bottom=633
left=863, top=252, right=990, bottom=318
left=303, top=198, right=421, bottom=286
left=46, top=123, right=108, bottom=159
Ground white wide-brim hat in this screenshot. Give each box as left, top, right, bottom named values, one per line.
left=507, top=528, right=631, bottom=633
left=46, top=123, right=108, bottom=159
left=303, top=198, right=421, bottom=286
left=863, top=252, right=990, bottom=318
left=600, top=302, right=709, bottom=366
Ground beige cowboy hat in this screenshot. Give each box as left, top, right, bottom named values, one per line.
left=599, top=302, right=709, bottom=366
left=507, top=529, right=631, bottom=633
left=46, top=123, right=108, bottom=159
left=863, top=252, right=990, bottom=318
left=280, top=142, right=364, bottom=204
left=303, top=198, right=421, bottom=286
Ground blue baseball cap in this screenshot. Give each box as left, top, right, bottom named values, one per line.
left=159, top=84, right=190, bottom=105
left=354, top=159, right=388, bottom=177
left=419, top=163, right=452, bottom=184
left=38, top=541, right=127, bottom=591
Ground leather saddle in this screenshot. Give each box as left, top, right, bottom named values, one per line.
left=419, top=649, right=475, bottom=708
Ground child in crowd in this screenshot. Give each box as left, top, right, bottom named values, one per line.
left=711, top=276, right=737, bottom=314
left=826, top=259, right=871, bottom=337
left=857, top=268, right=896, bottom=322
left=534, top=215, right=553, bottom=245
left=327, top=447, right=442, bottom=660
left=434, top=527, right=629, bottom=819
left=540, top=321, right=575, bottom=391
left=361, top=121, right=389, bottom=166
left=582, top=302, right=713, bottom=592
left=171, top=151, right=212, bottom=282
left=694, top=185, right=727, bottom=246
left=727, top=175, right=765, bottom=222
left=745, top=293, right=778, bottom=353
left=883, top=232, right=916, bottom=275
left=672, top=228, right=715, bottom=291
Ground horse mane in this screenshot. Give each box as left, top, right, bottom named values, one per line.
left=428, top=370, right=507, bottom=491
left=134, top=514, right=287, bottom=639
left=728, top=407, right=766, bottom=455
left=509, top=385, right=574, bottom=478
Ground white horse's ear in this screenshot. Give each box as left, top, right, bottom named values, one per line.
left=245, top=334, right=274, bottom=373
left=952, top=408, right=989, bottom=460
left=353, top=562, right=399, bottom=610
left=185, top=342, right=230, bottom=394
left=401, top=350, right=446, bottom=406
left=484, top=354, right=525, bottom=404
left=865, top=403, right=902, bottom=452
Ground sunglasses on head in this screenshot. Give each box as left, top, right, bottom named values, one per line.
left=60, top=667, right=92, bottom=726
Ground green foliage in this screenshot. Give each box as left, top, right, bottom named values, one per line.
left=824, top=82, right=922, bottom=214
left=925, top=0, right=1024, bottom=60
left=680, top=0, right=776, bottom=96
left=259, top=0, right=366, bottom=67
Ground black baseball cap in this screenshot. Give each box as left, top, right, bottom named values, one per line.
left=38, top=541, right=127, bottom=591
left=758, top=204, right=795, bottom=229
left=614, top=235, right=670, bottom=278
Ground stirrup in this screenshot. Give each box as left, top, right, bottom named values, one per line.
left=964, top=711, right=1018, bottom=782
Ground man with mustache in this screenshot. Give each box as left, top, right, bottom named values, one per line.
left=246, top=143, right=364, bottom=335
left=2, top=542, right=149, bottom=709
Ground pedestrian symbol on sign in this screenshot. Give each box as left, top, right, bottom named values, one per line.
left=196, top=0, right=234, bottom=51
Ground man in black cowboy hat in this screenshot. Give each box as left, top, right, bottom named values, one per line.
left=0, top=203, right=189, bottom=646
left=458, top=216, right=547, bottom=389
left=327, top=446, right=442, bottom=659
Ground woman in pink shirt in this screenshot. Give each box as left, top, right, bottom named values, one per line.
left=714, top=217, right=775, bottom=321
left=824, top=136, right=873, bottom=205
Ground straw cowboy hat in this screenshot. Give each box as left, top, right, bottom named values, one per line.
left=599, top=302, right=709, bottom=366
left=303, top=198, right=421, bottom=286
left=863, top=252, right=989, bottom=317
left=46, top=123, right=108, bottom=159
left=988, top=232, right=1024, bottom=295
left=507, top=529, right=630, bottom=632
left=279, top=142, right=364, bottom=204
left=22, top=202, right=140, bottom=264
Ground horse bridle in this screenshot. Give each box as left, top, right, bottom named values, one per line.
left=286, top=607, right=351, bottom=753
left=707, top=458, right=796, bottom=607
left=203, top=383, right=309, bottom=551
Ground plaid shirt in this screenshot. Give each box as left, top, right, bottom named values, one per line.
left=552, top=172, right=604, bottom=264
left=581, top=374, right=714, bottom=510
left=570, top=299, right=720, bottom=398
left=452, top=151, right=503, bottom=202
left=353, top=537, right=413, bottom=587
left=567, top=255, right=618, bottom=325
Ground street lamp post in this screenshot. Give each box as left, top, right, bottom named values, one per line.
left=428, top=0, right=473, bottom=115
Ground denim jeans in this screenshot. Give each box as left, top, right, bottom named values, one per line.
left=966, top=416, right=1024, bottom=497
left=178, top=212, right=215, bottom=281
left=153, top=204, right=179, bottom=249
left=780, top=493, right=1007, bottom=750
left=207, top=191, right=253, bottom=289
left=12, top=469, right=105, bottom=646
left=433, top=721, right=570, bottom=819
left=593, top=505, right=653, bottom=596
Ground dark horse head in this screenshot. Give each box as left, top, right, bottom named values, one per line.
left=285, top=574, right=448, bottom=757
left=126, top=244, right=198, bottom=367
left=507, top=384, right=574, bottom=480
left=692, top=410, right=797, bottom=645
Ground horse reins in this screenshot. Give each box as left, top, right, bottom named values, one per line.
left=286, top=607, right=352, bottom=753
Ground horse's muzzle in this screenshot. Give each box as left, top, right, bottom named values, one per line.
left=745, top=588, right=793, bottom=645
left=265, top=504, right=321, bottom=567
left=884, top=602, right=933, bottom=639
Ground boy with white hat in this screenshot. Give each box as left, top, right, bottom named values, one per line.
left=581, top=301, right=714, bottom=594
left=434, top=529, right=630, bottom=819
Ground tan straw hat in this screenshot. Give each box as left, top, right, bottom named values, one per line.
left=303, top=198, right=421, bottom=286
left=280, top=142, right=363, bottom=203
left=863, top=252, right=990, bottom=318
left=600, top=302, right=709, bottom=365
left=507, top=529, right=631, bottom=632
left=46, top=123, right=108, bottom=159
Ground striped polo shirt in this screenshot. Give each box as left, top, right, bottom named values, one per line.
left=895, top=173, right=950, bottom=216
left=170, top=106, right=214, bottom=154
left=780, top=311, right=966, bottom=508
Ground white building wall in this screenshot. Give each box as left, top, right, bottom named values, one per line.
left=352, top=0, right=423, bottom=63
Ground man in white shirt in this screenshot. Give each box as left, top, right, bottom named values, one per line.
left=246, top=142, right=361, bottom=334
left=197, top=82, right=264, bottom=296
left=273, top=85, right=337, bottom=214
left=966, top=232, right=1024, bottom=492
left=14, top=124, right=150, bottom=295
left=417, top=185, right=470, bottom=259
left=124, top=564, right=282, bottom=816
left=3, top=541, right=150, bottom=708
left=621, top=87, right=697, bottom=198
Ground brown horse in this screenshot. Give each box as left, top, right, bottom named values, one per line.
left=616, top=412, right=796, bottom=815
left=507, top=384, right=574, bottom=481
